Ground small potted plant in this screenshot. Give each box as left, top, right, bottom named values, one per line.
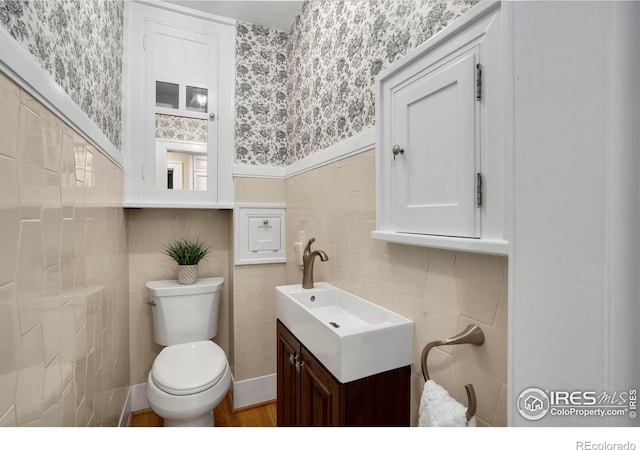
left=164, top=239, right=211, bottom=285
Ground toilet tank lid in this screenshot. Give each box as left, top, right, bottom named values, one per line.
left=146, top=277, right=224, bottom=297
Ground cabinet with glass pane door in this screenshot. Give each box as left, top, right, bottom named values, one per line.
left=123, top=2, right=235, bottom=208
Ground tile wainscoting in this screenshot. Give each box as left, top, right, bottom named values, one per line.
left=0, top=70, right=129, bottom=427
left=283, top=150, right=508, bottom=426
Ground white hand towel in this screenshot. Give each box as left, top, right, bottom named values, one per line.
left=418, top=380, right=477, bottom=427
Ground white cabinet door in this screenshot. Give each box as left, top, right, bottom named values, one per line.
left=145, top=21, right=218, bottom=202
left=248, top=217, right=282, bottom=252
left=391, top=47, right=480, bottom=238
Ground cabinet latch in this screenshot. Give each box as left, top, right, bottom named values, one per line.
left=475, top=63, right=482, bottom=101
left=476, top=173, right=482, bottom=208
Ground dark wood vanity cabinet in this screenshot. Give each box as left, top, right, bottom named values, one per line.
left=277, top=320, right=411, bottom=426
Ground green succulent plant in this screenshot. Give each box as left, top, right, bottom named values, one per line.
left=164, top=239, right=211, bottom=265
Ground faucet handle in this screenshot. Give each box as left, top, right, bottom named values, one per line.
left=304, top=237, right=316, bottom=253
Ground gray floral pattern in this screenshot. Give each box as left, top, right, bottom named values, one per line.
left=1, top=0, right=475, bottom=164
left=285, top=0, right=478, bottom=164
left=235, top=21, right=288, bottom=166
left=155, top=114, right=207, bottom=143
left=0, top=0, right=124, bottom=150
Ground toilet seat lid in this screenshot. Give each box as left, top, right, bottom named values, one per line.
left=152, top=340, right=227, bottom=395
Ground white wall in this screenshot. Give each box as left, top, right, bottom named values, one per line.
left=510, top=1, right=640, bottom=426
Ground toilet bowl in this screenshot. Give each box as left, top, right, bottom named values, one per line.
left=146, top=340, right=231, bottom=427
left=145, top=277, right=229, bottom=427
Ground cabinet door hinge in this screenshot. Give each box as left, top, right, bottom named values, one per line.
left=141, top=164, right=145, bottom=180
left=475, top=63, right=482, bottom=101
left=143, top=35, right=146, bottom=51
left=476, top=173, right=482, bottom=208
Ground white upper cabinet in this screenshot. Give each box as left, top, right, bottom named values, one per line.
left=123, top=2, right=235, bottom=208
left=373, top=2, right=509, bottom=255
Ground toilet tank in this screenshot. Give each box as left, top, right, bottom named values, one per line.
left=146, top=277, right=224, bottom=346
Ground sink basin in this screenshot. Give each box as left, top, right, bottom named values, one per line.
left=276, top=282, right=414, bottom=383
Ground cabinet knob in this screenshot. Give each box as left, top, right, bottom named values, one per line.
left=209, top=113, right=216, bottom=120
left=263, top=219, right=269, bottom=225
left=392, top=144, right=404, bottom=160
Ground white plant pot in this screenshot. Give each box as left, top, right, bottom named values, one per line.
left=177, top=264, right=198, bottom=285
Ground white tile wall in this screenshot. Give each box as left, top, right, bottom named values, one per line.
left=0, top=71, right=129, bottom=427
left=284, top=150, right=508, bottom=426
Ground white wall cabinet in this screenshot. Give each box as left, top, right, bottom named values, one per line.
left=123, top=2, right=235, bottom=208
left=373, top=2, right=509, bottom=255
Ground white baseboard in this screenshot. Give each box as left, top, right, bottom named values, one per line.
left=118, top=386, right=133, bottom=427
left=118, top=383, right=149, bottom=427
left=130, top=383, right=150, bottom=411
left=232, top=374, right=276, bottom=410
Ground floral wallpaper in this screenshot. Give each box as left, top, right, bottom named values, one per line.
left=235, top=21, right=288, bottom=166
left=0, top=0, right=476, bottom=164
left=0, top=0, right=123, bottom=150
left=285, top=0, right=478, bottom=164
left=155, top=114, right=207, bottom=143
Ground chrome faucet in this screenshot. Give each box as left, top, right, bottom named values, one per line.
left=302, top=238, right=328, bottom=289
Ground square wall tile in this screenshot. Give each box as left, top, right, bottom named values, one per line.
left=0, top=72, right=20, bottom=159
left=16, top=105, right=44, bottom=220
left=0, top=283, right=19, bottom=417
left=16, top=220, right=44, bottom=335
left=0, top=155, right=20, bottom=286
left=15, top=325, right=45, bottom=426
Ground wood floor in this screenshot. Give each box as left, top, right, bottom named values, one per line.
left=130, top=393, right=277, bottom=427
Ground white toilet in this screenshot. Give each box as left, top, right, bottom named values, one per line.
left=145, top=277, right=231, bottom=427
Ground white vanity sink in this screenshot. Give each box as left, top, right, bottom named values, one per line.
left=276, top=282, right=414, bottom=383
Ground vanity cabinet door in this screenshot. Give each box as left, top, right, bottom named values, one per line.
left=276, top=321, right=300, bottom=426
left=299, top=346, right=344, bottom=426
left=276, top=320, right=409, bottom=426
